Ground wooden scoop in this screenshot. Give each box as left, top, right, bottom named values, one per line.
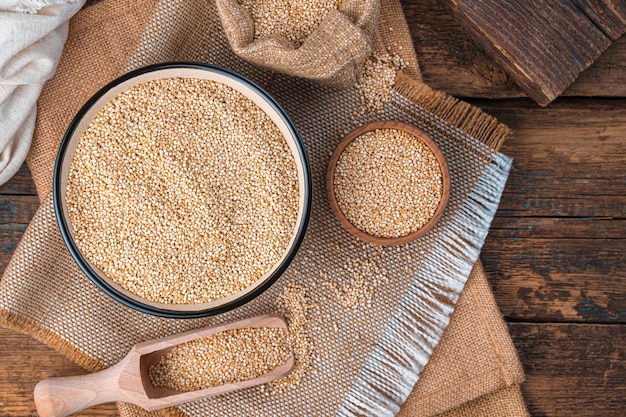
left=34, top=314, right=294, bottom=417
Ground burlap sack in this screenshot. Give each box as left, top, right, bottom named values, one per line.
left=1, top=0, right=528, bottom=416
left=215, top=0, right=379, bottom=88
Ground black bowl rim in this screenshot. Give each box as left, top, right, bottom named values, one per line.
left=53, top=62, right=312, bottom=319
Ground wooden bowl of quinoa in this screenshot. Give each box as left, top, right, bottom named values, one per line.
left=327, top=121, right=450, bottom=246
left=53, top=63, right=311, bottom=318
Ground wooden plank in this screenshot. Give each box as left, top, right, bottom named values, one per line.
left=0, top=327, right=119, bottom=417
left=0, top=223, right=29, bottom=274
left=483, top=97, right=626, bottom=219
left=473, top=98, right=626, bottom=214
left=0, top=164, right=38, bottom=196
left=571, top=38, right=626, bottom=96
left=510, top=323, right=626, bottom=417
left=436, top=0, right=619, bottom=106
left=503, top=167, right=626, bottom=198
left=604, top=0, right=626, bottom=25
left=0, top=195, right=40, bottom=224
left=401, top=0, right=524, bottom=98
left=0, top=190, right=37, bottom=274
left=497, top=192, right=626, bottom=218
left=474, top=98, right=626, bottom=323
left=482, top=238, right=626, bottom=322
left=400, top=0, right=626, bottom=99
left=573, top=0, right=626, bottom=41
left=489, top=217, right=626, bottom=239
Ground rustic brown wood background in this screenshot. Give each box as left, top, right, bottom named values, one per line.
left=436, top=0, right=626, bottom=106
left=1, top=1, right=625, bottom=416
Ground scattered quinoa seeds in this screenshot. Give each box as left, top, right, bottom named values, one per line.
left=269, top=283, right=314, bottom=390
left=323, top=257, right=388, bottom=310
left=239, top=0, right=342, bottom=47
left=333, top=128, right=443, bottom=239
left=66, top=77, right=299, bottom=304
left=355, top=53, right=408, bottom=115
left=148, top=327, right=291, bottom=392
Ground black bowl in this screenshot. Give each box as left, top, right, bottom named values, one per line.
left=53, top=62, right=311, bottom=318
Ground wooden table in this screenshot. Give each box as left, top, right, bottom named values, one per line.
left=1, top=1, right=625, bottom=416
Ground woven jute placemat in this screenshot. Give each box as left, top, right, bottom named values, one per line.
left=1, top=0, right=528, bottom=416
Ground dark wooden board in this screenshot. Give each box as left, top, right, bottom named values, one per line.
left=483, top=237, right=626, bottom=323
left=401, top=0, right=626, bottom=99
left=0, top=165, right=37, bottom=195
left=489, top=217, right=626, bottom=239
left=0, top=327, right=118, bottom=417
left=435, top=0, right=626, bottom=106
left=510, top=322, right=626, bottom=417
left=0, top=195, right=42, bottom=224
left=474, top=98, right=626, bottom=324
left=573, top=0, right=626, bottom=41
left=0, top=167, right=37, bottom=272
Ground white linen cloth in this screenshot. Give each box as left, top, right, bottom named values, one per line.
left=0, top=0, right=84, bottom=185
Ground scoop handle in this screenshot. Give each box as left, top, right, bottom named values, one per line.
left=34, top=362, right=129, bottom=417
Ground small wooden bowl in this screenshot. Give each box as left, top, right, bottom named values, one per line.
left=326, top=121, right=450, bottom=246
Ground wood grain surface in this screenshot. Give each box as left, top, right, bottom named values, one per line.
left=436, top=0, right=625, bottom=106
left=475, top=98, right=626, bottom=327
left=1, top=1, right=625, bottom=416
left=401, top=0, right=626, bottom=99
left=511, top=323, right=626, bottom=416
left=0, top=327, right=118, bottom=417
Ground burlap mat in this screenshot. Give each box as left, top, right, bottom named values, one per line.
left=400, top=260, right=527, bottom=417
left=0, top=0, right=527, bottom=416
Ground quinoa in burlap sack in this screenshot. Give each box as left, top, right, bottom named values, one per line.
left=215, top=0, right=379, bottom=88
left=0, top=0, right=529, bottom=416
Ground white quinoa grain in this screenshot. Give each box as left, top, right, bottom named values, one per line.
left=333, top=128, right=443, bottom=238
left=323, top=256, right=387, bottom=310
left=355, top=53, right=408, bottom=114
left=148, top=327, right=291, bottom=391
left=270, top=283, right=314, bottom=390
left=240, top=0, right=342, bottom=47
left=66, top=77, right=299, bottom=304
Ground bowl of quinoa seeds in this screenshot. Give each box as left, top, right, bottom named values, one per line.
left=327, top=121, right=450, bottom=246
left=55, top=64, right=310, bottom=318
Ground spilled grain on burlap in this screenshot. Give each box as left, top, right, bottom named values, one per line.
left=0, top=1, right=515, bottom=416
